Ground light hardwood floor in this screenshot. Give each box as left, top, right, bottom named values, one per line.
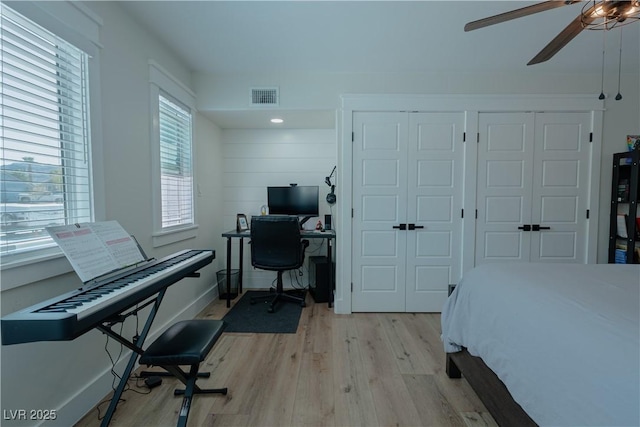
left=75, top=294, right=496, bottom=427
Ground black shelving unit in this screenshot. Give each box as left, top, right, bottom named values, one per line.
left=608, top=150, right=640, bottom=264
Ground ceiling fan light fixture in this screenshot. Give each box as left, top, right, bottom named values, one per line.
left=592, top=4, right=607, bottom=17
left=583, top=0, right=640, bottom=30
left=626, top=4, right=640, bottom=16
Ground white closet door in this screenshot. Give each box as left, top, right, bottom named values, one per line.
left=530, top=112, right=592, bottom=262
left=405, top=113, right=464, bottom=312
left=476, top=113, right=535, bottom=265
left=476, top=112, right=592, bottom=265
left=352, top=112, right=408, bottom=312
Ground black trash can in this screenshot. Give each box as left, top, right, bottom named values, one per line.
left=217, top=269, right=239, bottom=300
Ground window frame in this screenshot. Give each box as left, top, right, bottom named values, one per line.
left=0, top=1, right=104, bottom=290
left=149, top=60, right=198, bottom=247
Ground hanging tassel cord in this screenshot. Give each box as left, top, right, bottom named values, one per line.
left=615, top=28, right=623, bottom=101
left=599, top=29, right=606, bottom=100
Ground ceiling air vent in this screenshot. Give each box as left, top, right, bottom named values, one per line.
left=250, top=87, right=279, bottom=106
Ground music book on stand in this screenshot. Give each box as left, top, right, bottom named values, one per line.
left=46, top=220, right=146, bottom=283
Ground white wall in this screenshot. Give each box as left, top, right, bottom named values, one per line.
left=0, top=2, right=224, bottom=426
left=220, top=128, right=336, bottom=289
left=195, top=70, right=638, bottom=111
left=195, top=69, right=640, bottom=266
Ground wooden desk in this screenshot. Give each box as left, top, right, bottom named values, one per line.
left=221, top=228, right=336, bottom=308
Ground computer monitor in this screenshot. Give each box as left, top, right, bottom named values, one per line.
left=267, top=185, right=319, bottom=226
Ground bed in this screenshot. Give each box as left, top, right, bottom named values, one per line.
left=441, top=263, right=640, bottom=427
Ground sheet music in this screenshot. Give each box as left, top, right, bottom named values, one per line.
left=46, top=221, right=146, bottom=282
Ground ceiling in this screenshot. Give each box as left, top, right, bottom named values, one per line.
left=120, top=1, right=640, bottom=128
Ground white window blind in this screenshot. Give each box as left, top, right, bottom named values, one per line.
left=159, top=94, right=193, bottom=228
left=0, top=4, right=92, bottom=257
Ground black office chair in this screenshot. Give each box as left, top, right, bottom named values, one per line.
left=249, top=215, right=309, bottom=313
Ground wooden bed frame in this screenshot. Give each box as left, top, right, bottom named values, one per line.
left=446, top=348, right=537, bottom=427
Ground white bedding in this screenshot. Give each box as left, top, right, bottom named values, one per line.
left=441, top=263, right=640, bottom=427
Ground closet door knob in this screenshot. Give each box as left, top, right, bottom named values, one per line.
left=518, top=225, right=531, bottom=231
left=408, top=224, right=424, bottom=230
left=532, top=224, right=551, bottom=231
left=392, top=224, right=407, bottom=230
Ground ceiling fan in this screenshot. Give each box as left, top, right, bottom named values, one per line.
left=465, top=0, right=640, bottom=65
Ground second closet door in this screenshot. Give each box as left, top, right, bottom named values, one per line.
left=475, top=112, right=592, bottom=265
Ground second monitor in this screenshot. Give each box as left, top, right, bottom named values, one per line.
left=267, top=185, right=319, bottom=226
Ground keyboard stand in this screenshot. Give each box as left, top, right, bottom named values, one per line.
left=97, top=272, right=209, bottom=425
left=98, top=288, right=166, bottom=427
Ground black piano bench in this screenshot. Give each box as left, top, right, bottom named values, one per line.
left=139, top=319, right=228, bottom=427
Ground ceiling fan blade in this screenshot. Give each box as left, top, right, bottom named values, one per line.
left=464, top=1, right=582, bottom=32
left=527, top=4, right=598, bottom=65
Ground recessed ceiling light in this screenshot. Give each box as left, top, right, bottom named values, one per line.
left=270, top=118, right=284, bottom=124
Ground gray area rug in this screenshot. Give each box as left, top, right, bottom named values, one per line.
left=221, top=290, right=304, bottom=333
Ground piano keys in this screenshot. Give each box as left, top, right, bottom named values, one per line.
left=1, top=249, right=214, bottom=346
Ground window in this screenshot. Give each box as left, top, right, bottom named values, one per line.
left=149, top=61, right=197, bottom=246
left=0, top=4, right=93, bottom=258
left=159, top=94, right=194, bottom=228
